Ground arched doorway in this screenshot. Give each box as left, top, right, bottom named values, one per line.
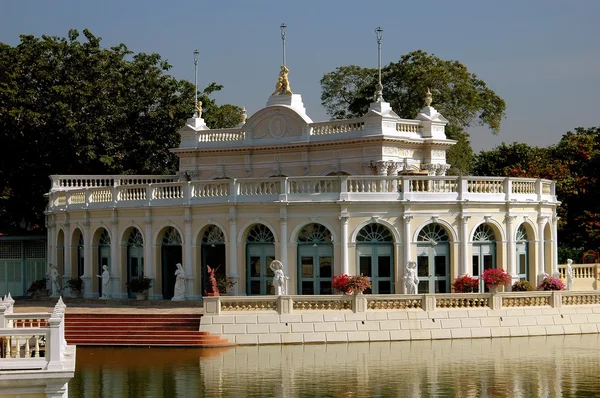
left=516, top=224, right=529, bottom=281
left=472, top=224, right=496, bottom=292
left=201, top=225, right=226, bottom=293
left=356, top=223, right=394, bottom=294
left=127, top=228, right=144, bottom=298
left=246, top=224, right=275, bottom=295
left=297, top=223, right=333, bottom=295
left=417, top=223, right=450, bottom=293
left=161, top=227, right=182, bottom=299
left=97, top=229, right=111, bottom=298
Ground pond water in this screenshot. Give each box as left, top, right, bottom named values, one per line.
left=70, top=334, right=600, bottom=397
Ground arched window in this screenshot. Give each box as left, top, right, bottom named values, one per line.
left=127, top=229, right=144, bottom=298
left=162, top=227, right=182, bottom=245
left=417, top=224, right=449, bottom=242
left=357, top=224, right=393, bottom=242
left=516, top=225, right=529, bottom=281
left=473, top=223, right=497, bottom=292
left=298, top=223, right=332, bottom=243
left=473, top=224, right=496, bottom=242
left=246, top=224, right=275, bottom=295
left=416, top=223, right=450, bottom=294
left=247, top=224, right=274, bottom=243
left=202, top=225, right=225, bottom=244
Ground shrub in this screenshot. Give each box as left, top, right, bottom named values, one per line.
left=66, top=277, right=84, bottom=293
left=216, top=275, right=237, bottom=294
left=537, top=276, right=565, bottom=291
left=27, top=279, right=48, bottom=295
left=452, top=275, right=480, bottom=293
left=126, top=276, right=153, bottom=293
left=512, top=280, right=534, bottom=291
left=332, top=274, right=371, bottom=294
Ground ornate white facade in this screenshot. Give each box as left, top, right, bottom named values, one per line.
left=45, top=79, right=558, bottom=300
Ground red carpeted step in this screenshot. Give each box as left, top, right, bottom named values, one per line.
left=63, top=313, right=232, bottom=347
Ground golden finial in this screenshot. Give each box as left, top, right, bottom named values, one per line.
left=425, top=88, right=432, bottom=107
left=273, top=65, right=292, bottom=95
left=195, top=100, right=203, bottom=118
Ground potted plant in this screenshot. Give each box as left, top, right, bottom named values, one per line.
left=452, top=275, right=480, bottom=293
left=480, top=268, right=512, bottom=293
left=27, top=278, right=49, bottom=299
left=512, top=280, right=535, bottom=291
left=332, top=274, right=371, bottom=294
left=126, top=276, right=153, bottom=300
left=66, top=277, right=84, bottom=298
left=216, top=275, right=237, bottom=294
left=537, top=276, right=565, bottom=291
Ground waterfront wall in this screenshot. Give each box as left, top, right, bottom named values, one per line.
left=200, top=292, right=600, bottom=345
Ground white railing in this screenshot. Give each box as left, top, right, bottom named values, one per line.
left=197, top=130, right=244, bottom=142
left=203, top=291, right=600, bottom=316
left=0, top=295, right=69, bottom=371
left=557, top=263, right=599, bottom=291
left=396, top=122, right=420, bottom=133
left=310, top=120, right=365, bottom=136
left=47, top=175, right=556, bottom=210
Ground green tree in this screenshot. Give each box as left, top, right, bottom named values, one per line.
left=320, top=50, right=506, bottom=175
left=0, top=29, right=242, bottom=234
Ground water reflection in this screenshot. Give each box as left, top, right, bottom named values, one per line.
left=71, top=335, right=600, bottom=397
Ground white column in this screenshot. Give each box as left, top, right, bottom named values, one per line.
left=552, top=216, right=560, bottom=277
left=340, top=216, right=349, bottom=275
left=144, top=210, right=153, bottom=279
left=228, top=211, right=238, bottom=295
left=460, top=215, right=470, bottom=276
left=184, top=208, right=193, bottom=299
left=402, top=215, right=413, bottom=265
left=280, top=216, right=288, bottom=277
left=537, top=216, right=547, bottom=281
left=506, top=215, right=517, bottom=281
left=63, top=220, right=71, bottom=278
left=82, top=217, right=91, bottom=297
left=110, top=213, right=119, bottom=298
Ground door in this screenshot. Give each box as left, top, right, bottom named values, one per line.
left=247, top=244, right=275, bottom=295
left=472, top=244, right=495, bottom=292
left=298, top=244, right=333, bottom=295
left=416, top=244, right=449, bottom=293
left=202, top=244, right=226, bottom=293
left=357, top=244, right=394, bottom=294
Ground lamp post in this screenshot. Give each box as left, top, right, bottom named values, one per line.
left=193, top=49, right=199, bottom=117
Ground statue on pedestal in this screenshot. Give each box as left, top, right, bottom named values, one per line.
left=48, top=263, right=61, bottom=297
left=566, top=258, right=574, bottom=290
left=270, top=260, right=286, bottom=295
left=272, top=65, right=292, bottom=96
left=97, top=265, right=111, bottom=299
left=204, top=265, right=219, bottom=297
left=404, top=261, right=419, bottom=294
left=172, top=263, right=186, bottom=301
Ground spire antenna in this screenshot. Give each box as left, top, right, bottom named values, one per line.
left=375, top=27, right=383, bottom=102
left=193, top=49, right=200, bottom=117
left=280, top=23, right=287, bottom=67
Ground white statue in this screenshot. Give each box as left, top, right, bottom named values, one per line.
left=48, top=263, right=60, bottom=297
left=172, top=263, right=186, bottom=301
left=405, top=261, right=419, bottom=294
left=270, top=260, right=286, bottom=295
left=566, top=258, right=574, bottom=290
left=96, top=265, right=111, bottom=299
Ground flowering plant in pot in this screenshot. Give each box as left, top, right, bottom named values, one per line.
left=332, top=274, right=371, bottom=294
left=452, top=275, right=480, bottom=293
left=512, top=280, right=535, bottom=291
left=537, top=276, right=565, bottom=291
left=27, top=278, right=49, bottom=296
left=480, top=268, right=511, bottom=292
left=216, top=275, right=237, bottom=294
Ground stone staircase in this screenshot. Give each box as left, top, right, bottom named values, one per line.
left=65, top=313, right=231, bottom=347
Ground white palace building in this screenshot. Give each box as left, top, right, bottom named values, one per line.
left=43, top=60, right=559, bottom=301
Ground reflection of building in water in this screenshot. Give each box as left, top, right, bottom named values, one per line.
left=43, top=38, right=559, bottom=301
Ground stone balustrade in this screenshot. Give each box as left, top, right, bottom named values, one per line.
left=310, top=120, right=365, bottom=135
left=201, top=291, right=600, bottom=345
left=47, top=175, right=556, bottom=211
left=0, top=295, right=71, bottom=371
left=557, top=263, right=599, bottom=291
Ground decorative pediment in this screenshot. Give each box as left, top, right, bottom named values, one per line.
left=243, top=106, right=311, bottom=141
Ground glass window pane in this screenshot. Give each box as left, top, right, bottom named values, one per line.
left=417, top=257, right=429, bottom=277
left=418, top=280, right=428, bottom=294
left=472, top=256, right=479, bottom=276
left=519, top=255, right=526, bottom=275
left=434, top=256, right=446, bottom=277
left=319, top=257, right=332, bottom=278
left=250, top=256, right=261, bottom=277
left=378, top=256, right=391, bottom=277
left=267, top=280, right=274, bottom=295
left=435, top=280, right=448, bottom=293
left=302, top=281, right=314, bottom=295
left=320, top=281, right=332, bottom=295
left=379, top=280, right=391, bottom=294
left=483, top=255, right=494, bottom=270
left=266, top=256, right=275, bottom=277
left=360, top=257, right=372, bottom=277
left=301, top=256, right=313, bottom=278
left=250, top=280, right=261, bottom=294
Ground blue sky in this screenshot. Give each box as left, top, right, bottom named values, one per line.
left=2, top=0, right=599, bottom=151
